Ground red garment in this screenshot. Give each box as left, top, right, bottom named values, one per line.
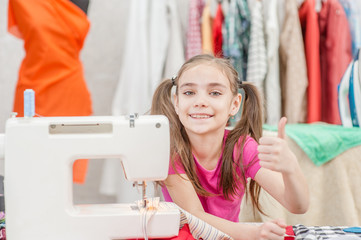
left=169, top=224, right=195, bottom=240
left=299, top=0, right=322, bottom=123
left=8, top=0, right=93, bottom=183
left=319, top=0, right=352, bottom=124
left=127, top=224, right=195, bottom=240
left=213, top=3, right=224, bottom=57
left=285, top=225, right=295, bottom=240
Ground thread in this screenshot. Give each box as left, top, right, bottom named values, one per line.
left=24, top=89, right=35, bottom=117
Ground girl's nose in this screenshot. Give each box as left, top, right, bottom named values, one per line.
left=194, top=93, right=208, bottom=107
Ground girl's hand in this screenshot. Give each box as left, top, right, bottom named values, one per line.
left=257, top=219, right=287, bottom=240
left=257, top=117, right=297, bottom=174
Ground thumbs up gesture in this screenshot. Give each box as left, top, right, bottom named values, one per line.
left=257, top=117, right=297, bottom=174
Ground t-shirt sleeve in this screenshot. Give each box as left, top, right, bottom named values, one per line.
left=168, top=157, right=186, bottom=175
left=235, top=136, right=261, bottom=179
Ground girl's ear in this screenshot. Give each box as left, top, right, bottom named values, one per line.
left=230, top=93, right=242, bottom=116
left=173, top=93, right=179, bottom=115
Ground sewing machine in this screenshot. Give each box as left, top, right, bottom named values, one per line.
left=1, top=115, right=180, bottom=240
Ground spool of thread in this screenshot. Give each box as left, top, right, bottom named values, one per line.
left=24, top=89, right=35, bottom=117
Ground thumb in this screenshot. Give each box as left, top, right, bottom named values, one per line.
left=277, top=117, right=287, bottom=139
left=275, top=219, right=287, bottom=228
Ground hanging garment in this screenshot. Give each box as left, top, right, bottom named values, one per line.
left=279, top=0, right=308, bottom=123
left=246, top=0, right=267, bottom=97
left=222, top=0, right=251, bottom=82
left=213, top=2, right=224, bottom=57
left=339, top=0, right=361, bottom=58
left=263, top=0, right=281, bottom=125
left=299, top=0, right=322, bottom=123
left=319, top=0, right=352, bottom=124
left=111, top=0, right=184, bottom=116
left=338, top=59, right=353, bottom=127
left=201, top=1, right=214, bottom=55
left=349, top=51, right=361, bottom=127
left=8, top=0, right=93, bottom=183
left=354, top=55, right=361, bottom=126
left=186, top=0, right=204, bottom=60
left=108, top=0, right=184, bottom=202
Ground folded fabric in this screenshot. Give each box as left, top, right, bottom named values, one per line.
left=293, top=224, right=361, bottom=240
left=263, top=123, right=361, bottom=166
left=167, top=202, right=232, bottom=240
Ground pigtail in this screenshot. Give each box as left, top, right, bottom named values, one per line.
left=235, top=82, right=263, bottom=141
left=151, top=79, right=178, bottom=128
left=151, top=79, right=182, bottom=168
left=220, top=81, right=265, bottom=215
left=151, top=78, right=210, bottom=196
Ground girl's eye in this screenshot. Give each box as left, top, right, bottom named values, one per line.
left=183, top=91, right=194, bottom=96
left=210, top=91, right=221, bottom=96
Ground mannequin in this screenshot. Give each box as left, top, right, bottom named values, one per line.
left=70, top=0, right=90, bottom=15
left=8, top=0, right=93, bottom=184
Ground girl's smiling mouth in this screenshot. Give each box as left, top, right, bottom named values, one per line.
left=189, top=114, right=213, bottom=119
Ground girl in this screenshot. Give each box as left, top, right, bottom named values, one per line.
left=151, top=54, right=309, bottom=240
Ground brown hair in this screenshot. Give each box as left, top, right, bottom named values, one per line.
left=151, top=54, right=265, bottom=214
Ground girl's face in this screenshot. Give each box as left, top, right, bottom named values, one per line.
left=174, top=64, right=241, bottom=137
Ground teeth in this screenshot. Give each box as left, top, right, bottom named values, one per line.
left=191, top=115, right=211, bottom=119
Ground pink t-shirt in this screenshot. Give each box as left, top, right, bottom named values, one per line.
left=162, top=130, right=261, bottom=222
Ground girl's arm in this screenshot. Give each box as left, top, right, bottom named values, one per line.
left=256, top=117, right=310, bottom=214
left=166, top=173, right=287, bottom=240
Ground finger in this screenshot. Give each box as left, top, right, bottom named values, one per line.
left=258, top=153, right=276, bottom=162
left=277, top=117, right=287, bottom=139
left=269, top=220, right=287, bottom=235
left=257, top=145, right=274, bottom=154
left=262, top=221, right=286, bottom=239
left=263, top=232, right=284, bottom=240
left=259, top=161, right=277, bottom=171
left=259, top=136, right=279, bottom=145
left=275, top=219, right=287, bottom=228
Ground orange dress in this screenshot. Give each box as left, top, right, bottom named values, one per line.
left=8, top=0, right=93, bottom=183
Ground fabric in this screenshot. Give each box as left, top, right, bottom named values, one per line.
left=263, top=0, right=281, bottom=125
left=299, top=0, right=322, bottom=123
left=186, top=0, right=204, bottom=60
left=111, top=0, right=184, bottom=116
left=108, top=0, right=185, bottom=201
left=167, top=202, right=232, bottom=240
left=246, top=0, right=267, bottom=95
left=162, top=130, right=261, bottom=222
left=319, top=0, right=352, bottom=124
left=349, top=52, right=360, bottom=127
left=285, top=225, right=296, bottom=240
left=279, top=0, right=308, bottom=123
left=8, top=0, right=93, bottom=183
left=354, top=51, right=361, bottom=126
left=293, top=225, right=361, bottom=240
left=222, top=0, right=251, bottom=82
left=201, top=1, right=214, bottom=55
left=263, top=123, right=361, bottom=166
left=212, top=2, right=224, bottom=57
left=338, top=59, right=354, bottom=127
left=339, top=0, right=361, bottom=58
left=169, top=224, right=195, bottom=240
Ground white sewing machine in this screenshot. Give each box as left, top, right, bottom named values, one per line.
left=0, top=115, right=180, bottom=240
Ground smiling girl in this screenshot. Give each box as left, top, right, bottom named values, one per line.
left=151, top=54, right=309, bottom=240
